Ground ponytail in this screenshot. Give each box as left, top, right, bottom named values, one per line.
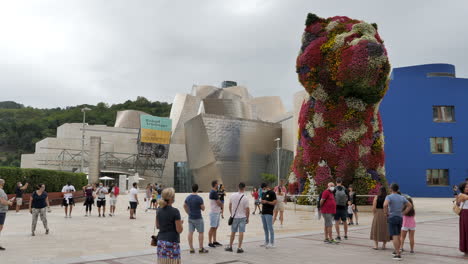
left=158, top=187, right=175, bottom=208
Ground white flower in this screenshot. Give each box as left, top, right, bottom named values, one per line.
left=306, top=121, right=315, bottom=137
left=288, top=171, right=297, bottom=184
left=325, top=21, right=339, bottom=32
left=310, top=85, right=328, bottom=102
left=340, top=124, right=368, bottom=143
left=318, top=160, right=327, bottom=167
left=359, top=145, right=370, bottom=157
left=377, top=166, right=386, bottom=177
left=313, top=113, right=324, bottom=128
left=345, top=97, right=367, bottom=111
left=306, top=172, right=318, bottom=203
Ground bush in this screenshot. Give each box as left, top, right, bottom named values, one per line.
left=0, top=167, right=87, bottom=194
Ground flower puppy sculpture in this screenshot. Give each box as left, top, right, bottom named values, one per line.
left=290, top=13, right=390, bottom=200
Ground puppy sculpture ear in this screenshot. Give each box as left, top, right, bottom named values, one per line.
left=305, top=13, right=320, bottom=26
left=371, top=23, right=378, bottom=30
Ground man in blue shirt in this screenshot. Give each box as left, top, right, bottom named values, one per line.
left=184, top=184, right=209, bottom=254
left=384, top=183, right=412, bottom=261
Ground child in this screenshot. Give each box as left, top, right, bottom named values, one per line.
left=401, top=197, right=416, bottom=253
left=347, top=200, right=355, bottom=225
left=252, top=188, right=260, bottom=215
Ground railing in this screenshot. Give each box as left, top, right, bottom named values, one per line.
left=288, top=194, right=377, bottom=212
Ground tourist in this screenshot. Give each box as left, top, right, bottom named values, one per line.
left=15, top=181, right=28, bottom=214
left=320, top=182, right=338, bottom=244
left=260, top=182, right=277, bottom=248
left=61, top=182, right=76, bottom=218
left=96, top=183, right=108, bottom=217
left=208, top=180, right=223, bottom=248
left=151, top=188, right=158, bottom=209
left=225, top=182, right=249, bottom=253
left=156, top=187, right=183, bottom=264
left=184, top=184, right=209, bottom=254
left=145, top=183, right=153, bottom=212
left=370, top=186, right=389, bottom=250
left=83, top=184, right=95, bottom=217
left=347, top=201, right=354, bottom=225
left=0, top=179, right=15, bottom=250
left=273, top=186, right=286, bottom=227
left=258, top=185, right=263, bottom=214
left=457, top=182, right=468, bottom=257
left=348, top=185, right=358, bottom=225
left=109, top=184, right=119, bottom=217
left=400, top=197, right=416, bottom=253
left=252, top=188, right=260, bottom=215
left=333, top=178, right=349, bottom=240
left=129, top=182, right=139, bottom=219
left=218, top=184, right=226, bottom=219
left=383, top=183, right=412, bottom=261
left=453, top=185, right=459, bottom=199
left=29, top=184, right=50, bottom=236
left=274, top=179, right=287, bottom=194
left=156, top=184, right=163, bottom=208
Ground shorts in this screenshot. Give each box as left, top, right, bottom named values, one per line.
left=334, top=208, right=347, bottom=221
left=209, top=212, right=220, bottom=228
left=401, top=226, right=415, bottom=231
left=388, top=216, right=403, bottom=236
left=16, top=198, right=23, bottom=206
left=109, top=198, right=117, bottom=206
left=274, top=202, right=285, bottom=212
left=255, top=200, right=260, bottom=205
left=151, top=199, right=157, bottom=203
left=231, top=217, right=247, bottom=233
left=62, top=198, right=74, bottom=206
left=188, top=218, right=204, bottom=233
left=323, top=213, right=333, bottom=227
left=348, top=213, right=353, bottom=218
left=96, top=199, right=106, bottom=208
left=157, top=195, right=162, bottom=200
left=129, top=201, right=138, bottom=210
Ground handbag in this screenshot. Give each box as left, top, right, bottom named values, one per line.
left=453, top=201, right=464, bottom=216
left=228, top=194, right=244, bottom=226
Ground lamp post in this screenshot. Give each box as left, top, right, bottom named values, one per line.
left=274, top=138, right=281, bottom=187
left=80, top=107, right=91, bottom=173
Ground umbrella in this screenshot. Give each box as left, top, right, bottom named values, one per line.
left=99, top=176, right=114, bottom=180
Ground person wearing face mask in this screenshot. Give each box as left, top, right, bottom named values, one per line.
left=320, top=182, right=338, bottom=244
left=96, top=183, right=108, bottom=218
left=29, top=184, right=50, bottom=236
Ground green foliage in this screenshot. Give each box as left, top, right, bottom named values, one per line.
left=261, top=173, right=277, bottom=185
left=0, top=167, right=87, bottom=194
left=0, top=97, right=172, bottom=167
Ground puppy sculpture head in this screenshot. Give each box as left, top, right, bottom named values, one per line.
left=297, top=14, right=390, bottom=104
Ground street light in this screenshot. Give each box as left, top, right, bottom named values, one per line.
left=274, top=138, right=281, bottom=187
left=80, top=107, right=91, bottom=173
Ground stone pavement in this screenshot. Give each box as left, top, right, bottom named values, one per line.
left=78, top=217, right=464, bottom=264
left=0, top=192, right=462, bottom=264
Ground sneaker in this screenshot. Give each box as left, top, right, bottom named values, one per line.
left=189, top=249, right=195, bottom=254
left=208, top=243, right=216, bottom=248
left=225, top=247, right=233, bottom=252
left=344, top=236, right=348, bottom=240
left=109, top=214, right=112, bottom=217
left=237, top=248, right=244, bottom=253
left=69, top=215, right=72, bottom=218
left=85, top=214, right=88, bottom=217
left=266, top=244, right=276, bottom=249
left=98, top=214, right=101, bottom=217
left=46, top=229, right=49, bottom=235
left=103, top=215, right=106, bottom=218
left=330, top=239, right=340, bottom=244
left=0, top=246, right=5, bottom=250
left=323, top=239, right=331, bottom=244
left=260, top=243, right=268, bottom=247
left=336, top=236, right=341, bottom=241
left=199, top=248, right=209, bottom=254
left=213, top=242, right=222, bottom=247
left=32, top=232, right=35, bottom=236
left=64, top=216, right=68, bottom=218
left=392, top=252, right=397, bottom=257
left=410, top=250, right=414, bottom=254
left=392, top=255, right=402, bottom=261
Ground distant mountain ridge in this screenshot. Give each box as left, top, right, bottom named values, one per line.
left=0, top=96, right=172, bottom=167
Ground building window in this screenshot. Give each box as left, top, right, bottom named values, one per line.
left=430, top=137, right=453, bottom=153
left=433, top=106, right=455, bottom=122
left=426, top=169, right=449, bottom=186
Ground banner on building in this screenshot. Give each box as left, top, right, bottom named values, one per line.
left=139, top=115, right=172, bottom=144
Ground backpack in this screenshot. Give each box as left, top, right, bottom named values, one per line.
left=335, top=186, right=348, bottom=206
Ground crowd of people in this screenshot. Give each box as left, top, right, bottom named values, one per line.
left=0, top=177, right=467, bottom=262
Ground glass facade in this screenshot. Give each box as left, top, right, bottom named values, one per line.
left=430, top=137, right=452, bottom=153
left=426, top=169, right=449, bottom=186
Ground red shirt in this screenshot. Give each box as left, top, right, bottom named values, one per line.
left=252, top=192, right=259, bottom=200
left=320, top=190, right=336, bottom=214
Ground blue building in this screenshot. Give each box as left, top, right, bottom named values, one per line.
left=381, top=63, right=468, bottom=197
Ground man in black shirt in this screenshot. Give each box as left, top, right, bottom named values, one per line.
left=15, top=182, right=28, bottom=213
left=260, top=182, right=277, bottom=248
left=333, top=178, right=349, bottom=240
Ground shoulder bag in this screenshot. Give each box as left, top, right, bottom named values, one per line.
left=228, top=195, right=244, bottom=226
left=453, top=201, right=464, bottom=216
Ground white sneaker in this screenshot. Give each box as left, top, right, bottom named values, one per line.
left=260, top=243, right=268, bottom=247
left=266, top=244, right=276, bottom=249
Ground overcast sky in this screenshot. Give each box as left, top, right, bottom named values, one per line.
left=1, top=0, right=467, bottom=109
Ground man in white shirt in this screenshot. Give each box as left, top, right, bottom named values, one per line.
left=61, top=182, right=76, bottom=218
left=129, top=182, right=139, bottom=220
left=96, top=183, right=108, bottom=218
left=225, top=182, right=250, bottom=253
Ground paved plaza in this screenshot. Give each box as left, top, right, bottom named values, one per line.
left=0, top=192, right=463, bottom=263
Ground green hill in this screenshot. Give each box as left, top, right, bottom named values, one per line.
left=0, top=96, right=171, bottom=167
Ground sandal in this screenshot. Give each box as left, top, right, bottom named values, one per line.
left=199, top=248, right=209, bottom=254
left=189, top=249, right=195, bottom=254
left=372, top=248, right=379, bottom=250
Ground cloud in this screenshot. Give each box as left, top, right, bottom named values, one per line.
left=0, top=0, right=467, bottom=109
